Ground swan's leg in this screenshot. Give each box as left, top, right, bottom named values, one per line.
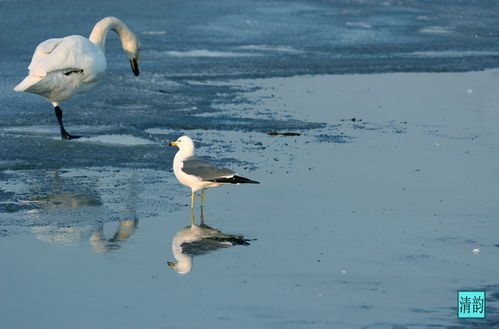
left=54, top=106, right=81, bottom=140
left=200, top=191, right=205, bottom=208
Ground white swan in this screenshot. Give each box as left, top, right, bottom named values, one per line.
left=14, top=17, right=140, bottom=139
left=169, top=136, right=259, bottom=209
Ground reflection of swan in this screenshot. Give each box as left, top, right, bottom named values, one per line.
left=22, top=170, right=139, bottom=252
left=26, top=191, right=102, bottom=212
left=31, top=220, right=138, bottom=251
left=21, top=171, right=103, bottom=245
left=168, top=208, right=252, bottom=274
left=32, top=225, right=97, bottom=246
left=90, top=219, right=139, bottom=253
left=14, top=17, right=140, bottom=139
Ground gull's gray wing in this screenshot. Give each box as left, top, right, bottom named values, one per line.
left=180, top=225, right=251, bottom=256
left=181, top=158, right=235, bottom=181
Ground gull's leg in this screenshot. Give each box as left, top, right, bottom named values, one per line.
left=54, top=106, right=81, bottom=140
left=200, top=191, right=205, bottom=208
left=190, top=192, right=195, bottom=209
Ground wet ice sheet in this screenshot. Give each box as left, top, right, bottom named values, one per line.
left=2, top=0, right=499, bottom=326
left=2, top=70, right=499, bottom=328
left=3, top=0, right=499, bottom=91
left=75, top=135, right=155, bottom=145
left=0, top=167, right=178, bottom=236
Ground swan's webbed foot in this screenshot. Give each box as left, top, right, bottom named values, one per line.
left=54, top=106, right=81, bottom=140
left=61, top=130, right=82, bottom=140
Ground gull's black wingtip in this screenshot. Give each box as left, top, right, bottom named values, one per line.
left=209, top=175, right=259, bottom=184
left=233, top=175, right=259, bottom=184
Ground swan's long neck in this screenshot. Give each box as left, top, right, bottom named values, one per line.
left=88, top=17, right=134, bottom=53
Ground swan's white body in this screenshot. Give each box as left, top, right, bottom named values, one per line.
left=14, top=17, right=140, bottom=139
left=14, top=17, right=139, bottom=105
left=14, top=35, right=106, bottom=103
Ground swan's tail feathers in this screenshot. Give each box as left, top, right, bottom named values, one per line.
left=209, top=175, right=259, bottom=185
left=14, top=75, right=42, bottom=93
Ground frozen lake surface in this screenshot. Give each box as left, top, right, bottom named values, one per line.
left=1, top=0, right=499, bottom=328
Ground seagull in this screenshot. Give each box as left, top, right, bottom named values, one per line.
left=14, top=16, right=140, bottom=140
left=168, top=135, right=259, bottom=208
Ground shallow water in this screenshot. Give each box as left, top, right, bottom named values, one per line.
left=1, top=0, right=499, bottom=328
left=2, top=70, right=499, bottom=329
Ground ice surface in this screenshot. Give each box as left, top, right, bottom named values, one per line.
left=1, top=0, right=499, bottom=328
left=238, top=45, right=303, bottom=54
left=3, top=68, right=499, bottom=329
left=75, top=134, right=155, bottom=146
left=164, top=50, right=259, bottom=58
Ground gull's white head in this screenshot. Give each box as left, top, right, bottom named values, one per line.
left=167, top=260, right=192, bottom=275
left=169, top=135, right=195, bottom=155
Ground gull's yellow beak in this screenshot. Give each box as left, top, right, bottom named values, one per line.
left=168, top=141, right=177, bottom=147
left=130, top=57, right=139, bottom=76
left=167, top=261, right=176, bottom=268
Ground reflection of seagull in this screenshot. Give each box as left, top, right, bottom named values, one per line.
left=168, top=135, right=259, bottom=208
left=168, top=210, right=251, bottom=274
left=14, top=16, right=140, bottom=139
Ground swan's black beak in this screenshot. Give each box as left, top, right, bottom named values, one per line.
left=130, top=57, right=139, bottom=76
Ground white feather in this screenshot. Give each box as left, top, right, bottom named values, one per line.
left=14, top=17, right=139, bottom=104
